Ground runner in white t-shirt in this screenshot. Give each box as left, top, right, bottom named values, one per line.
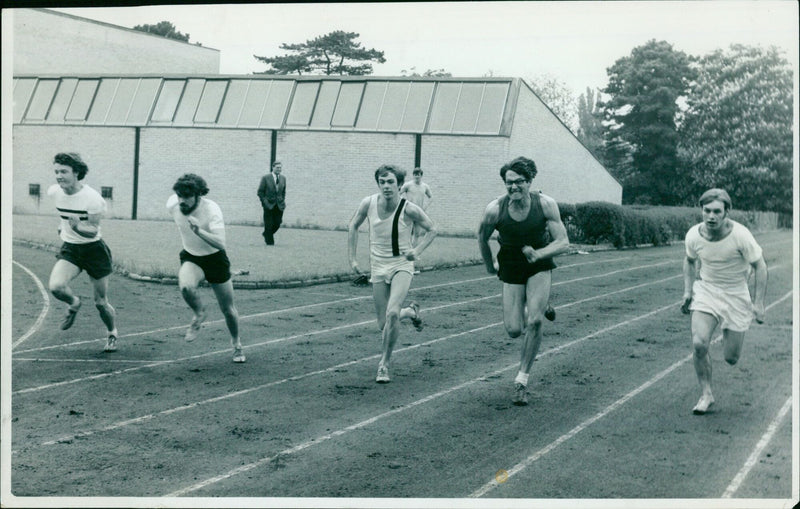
left=167, top=174, right=245, bottom=363
left=682, top=188, right=768, bottom=415
left=47, top=153, right=119, bottom=352
left=348, top=165, right=437, bottom=383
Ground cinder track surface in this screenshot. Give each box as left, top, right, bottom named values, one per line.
left=7, top=231, right=795, bottom=505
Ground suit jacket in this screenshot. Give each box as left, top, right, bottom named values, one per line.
left=258, top=173, right=286, bottom=210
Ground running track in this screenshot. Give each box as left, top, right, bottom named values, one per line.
left=6, top=231, right=796, bottom=506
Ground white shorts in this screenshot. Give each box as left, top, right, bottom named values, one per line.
left=690, top=279, right=754, bottom=332
left=370, top=255, right=414, bottom=284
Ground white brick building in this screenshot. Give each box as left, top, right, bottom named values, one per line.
left=11, top=10, right=620, bottom=236
left=12, top=9, right=220, bottom=75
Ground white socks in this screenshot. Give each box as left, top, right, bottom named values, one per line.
left=514, top=372, right=529, bottom=387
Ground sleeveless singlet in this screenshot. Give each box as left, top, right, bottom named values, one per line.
left=496, top=192, right=549, bottom=249
left=368, top=194, right=412, bottom=259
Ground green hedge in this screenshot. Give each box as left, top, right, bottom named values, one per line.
left=558, top=201, right=757, bottom=248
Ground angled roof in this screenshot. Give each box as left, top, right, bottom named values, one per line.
left=12, top=75, right=520, bottom=136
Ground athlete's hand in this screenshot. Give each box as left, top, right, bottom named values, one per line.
left=186, top=217, right=200, bottom=234
left=68, top=216, right=81, bottom=231
left=404, top=249, right=418, bottom=261
left=753, top=302, right=765, bottom=324
left=522, top=246, right=539, bottom=263
left=680, top=295, right=692, bottom=315
left=486, top=260, right=498, bottom=275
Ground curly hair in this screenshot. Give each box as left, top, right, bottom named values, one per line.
left=374, top=165, right=406, bottom=187
left=172, top=173, right=210, bottom=197
left=54, top=153, right=89, bottom=180
left=500, top=156, right=537, bottom=182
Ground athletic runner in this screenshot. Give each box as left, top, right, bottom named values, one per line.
left=477, top=157, right=570, bottom=405
left=47, top=153, right=119, bottom=352
left=682, top=188, right=767, bottom=414
left=348, top=165, right=437, bottom=383
left=167, top=174, right=246, bottom=363
left=400, top=167, right=433, bottom=251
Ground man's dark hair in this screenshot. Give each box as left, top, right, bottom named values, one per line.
left=54, top=153, right=88, bottom=180
left=413, top=167, right=423, bottom=176
left=699, top=188, right=732, bottom=211
left=374, top=165, right=406, bottom=187
left=500, top=156, right=537, bottom=182
left=173, top=173, right=210, bottom=197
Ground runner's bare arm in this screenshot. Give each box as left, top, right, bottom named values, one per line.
left=751, top=256, right=768, bottom=323
left=403, top=203, right=437, bottom=260
left=477, top=200, right=500, bottom=274
left=682, top=256, right=697, bottom=313
left=348, top=197, right=370, bottom=273
left=522, top=194, right=569, bottom=262
left=68, top=212, right=101, bottom=238
left=186, top=217, right=226, bottom=251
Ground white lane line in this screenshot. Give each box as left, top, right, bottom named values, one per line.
left=13, top=258, right=676, bottom=355
left=470, top=291, right=793, bottom=498
left=13, top=358, right=157, bottom=364
left=721, top=396, right=792, bottom=498
left=11, top=260, right=50, bottom=350
left=165, top=300, right=683, bottom=497
left=13, top=267, right=682, bottom=395
left=33, top=285, right=683, bottom=447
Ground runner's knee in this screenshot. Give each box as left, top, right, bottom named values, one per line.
left=505, top=325, right=522, bottom=338
left=692, top=335, right=709, bottom=357
left=49, top=281, right=68, bottom=296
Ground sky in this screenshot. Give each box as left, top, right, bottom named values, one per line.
left=50, top=1, right=799, bottom=96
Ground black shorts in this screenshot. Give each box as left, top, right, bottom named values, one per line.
left=497, top=246, right=556, bottom=285
left=56, top=240, right=113, bottom=279
left=179, top=249, right=231, bottom=284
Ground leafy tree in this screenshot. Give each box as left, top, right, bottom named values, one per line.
left=677, top=45, right=793, bottom=214
left=599, top=40, right=696, bottom=204
left=400, top=67, right=453, bottom=78
left=527, top=74, right=578, bottom=133
left=576, top=87, right=604, bottom=157
left=133, top=21, right=190, bottom=43
left=254, top=31, right=385, bottom=75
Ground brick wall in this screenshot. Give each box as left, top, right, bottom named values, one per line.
left=12, top=125, right=135, bottom=220
left=136, top=128, right=271, bottom=223
left=277, top=131, right=417, bottom=229
left=508, top=86, right=622, bottom=205
left=419, top=135, right=511, bottom=235
left=12, top=98, right=622, bottom=235
left=13, top=9, right=219, bottom=75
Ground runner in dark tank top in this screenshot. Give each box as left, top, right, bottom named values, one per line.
left=477, top=157, right=570, bottom=405
left=496, top=191, right=557, bottom=278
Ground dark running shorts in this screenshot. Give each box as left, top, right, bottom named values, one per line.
left=497, top=246, right=556, bottom=285
left=179, top=249, right=231, bottom=284
left=56, top=240, right=113, bottom=279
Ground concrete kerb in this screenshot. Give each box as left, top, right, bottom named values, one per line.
left=12, top=238, right=628, bottom=290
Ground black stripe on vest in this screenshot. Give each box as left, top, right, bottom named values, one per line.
left=392, top=198, right=406, bottom=256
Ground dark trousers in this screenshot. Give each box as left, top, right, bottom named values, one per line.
left=262, top=206, right=284, bottom=244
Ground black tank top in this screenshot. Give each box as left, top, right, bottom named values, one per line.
left=496, top=192, right=549, bottom=249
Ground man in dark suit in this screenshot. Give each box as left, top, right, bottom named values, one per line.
left=257, top=161, right=286, bottom=245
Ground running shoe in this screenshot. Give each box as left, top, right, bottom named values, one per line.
left=232, top=347, right=246, bottom=363
left=104, top=332, right=118, bottom=352
left=545, top=304, right=556, bottom=322
left=409, top=301, right=423, bottom=332
left=512, top=383, right=528, bottom=406
left=60, top=297, right=81, bottom=330
left=184, top=311, right=206, bottom=342
left=376, top=365, right=390, bottom=383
